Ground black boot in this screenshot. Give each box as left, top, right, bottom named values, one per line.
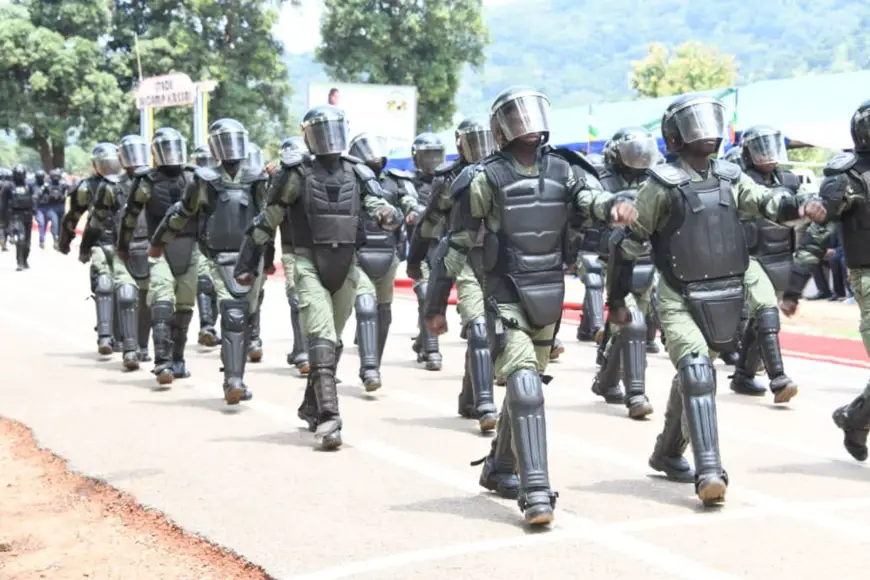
left=648, top=375, right=694, bottom=482
left=309, top=339, right=342, bottom=450
left=729, top=318, right=767, bottom=396
left=645, top=312, right=660, bottom=353
left=150, top=301, right=175, bottom=385
left=376, top=303, right=392, bottom=366
left=577, top=261, right=605, bottom=341
left=196, top=275, right=219, bottom=347
left=621, top=307, right=653, bottom=419
left=219, top=299, right=251, bottom=405
left=678, top=354, right=728, bottom=506
left=755, top=307, right=798, bottom=404
left=506, top=369, right=557, bottom=525
left=137, top=288, right=151, bottom=362
left=247, top=290, right=264, bottom=363
left=833, top=384, right=870, bottom=461
left=15, top=242, right=26, bottom=271
left=286, top=292, right=309, bottom=374
left=93, top=272, right=114, bottom=356
left=170, top=309, right=193, bottom=379
left=472, top=418, right=520, bottom=499
left=116, top=283, right=140, bottom=371
left=591, top=326, right=625, bottom=404
left=467, top=316, right=497, bottom=433
left=413, top=283, right=442, bottom=370
left=355, top=294, right=381, bottom=392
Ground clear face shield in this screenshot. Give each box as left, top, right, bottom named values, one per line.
left=493, top=93, right=551, bottom=145
left=671, top=100, right=726, bottom=145
left=246, top=147, right=264, bottom=171
left=118, top=140, right=148, bottom=168
left=208, top=130, right=248, bottom=162
left=304, top=119, right=349, bottom=156
left=616, top=136, right=659, bottom=170
left=93, top=146, right=122, bottom=177
left=151, top=137, right=187, bottom=166
left=350, top=134, right=389, bottom=166
left=193, top=149, right=217, bottom=168
left=414, top=147, right=445, bottom=174
left=458, top=130, right=496, bottom=163
left=744, top=131, right=787, bottom=166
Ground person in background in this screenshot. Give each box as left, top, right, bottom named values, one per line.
left=35, top=169, right=68, bottom=250
left=328, top=88, right=340, bottom=107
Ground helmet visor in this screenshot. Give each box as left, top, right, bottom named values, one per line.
left=744, top=131, right=787, bottom=166
left=459, top=130, right=496, bottom=162
left=209, top=131, right=248, bottom=162
left=119, top=141, right=148, bottom=168
left=493, top=94, right=550, bottom=143
left=350, top=135, right=388, bottom=164
left=151, top=138, right=187, bottom=166
left=304, top=120, right=348, bottom=155
left=616, top=136, right=659, bottom=169
left=246, top=148, right=264, bottom=170
left=853, top=108, right=870, bottom=150
left=414, top=149, right=445, bottom=173
left=672, top=101, right=726, bottom=144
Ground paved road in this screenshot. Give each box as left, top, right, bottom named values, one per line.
left=4, top=249, right=870, bottom=579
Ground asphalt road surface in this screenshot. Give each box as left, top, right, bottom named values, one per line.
left=3, top=248, right=870, bottom=579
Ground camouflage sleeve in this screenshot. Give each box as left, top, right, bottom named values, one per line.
left=60, top=182, right=92, bottom=241
left=86, top=183, right=116, bottom=231
left=793, top=221, right=835, bottom=268
left=443, top=170, right=492, bottom=277
left=250, top=168, right=302, bottom=245
left=361, top=187, right=401, bottom=224
left=569, top=170, right=617, bottom=226
left=398, top=179, right=422, bottom=216
left=118, top=178, right=151, bottom=252
left=254, top=179, right=268, bottom=211
left=153, top=178, right=208, bottom=247
left=617, top=179, right=670, bottom=260
left=735, top=173, right=805, bottom=224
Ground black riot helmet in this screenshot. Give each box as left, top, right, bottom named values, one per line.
left=34, top=170, right=45, bottom=184
left=455, top=117, right=496, bottom=163
left=91, top=143, right=122, bottom=178
left=118, top=134, right=149, bottom=169
left=490, top=86, right=551, bottom=148
left=661, top=94, right=727, bottom=154
left=192, top=145, right=218, bottom=168
left=605, top=126, right=660, bottom=171
left=49, top=168, right=63, bottom=182
left=281, top=136, right=308, bottom=153
left=349, top=133, right=389, bottom=171
left=411, top=132, right=445, bottom=174
left=741, top=125, right=787, bottom=169
left=300, top=105, right=348, bottom=156
left=246, top=142, right=264, bottom=171
left=208, top=118, right=249, bottom=162
left=11, top=164, right=27, bottom=185
left=150, top=127, right=187, bottom=167
left=850, top=99, right=870, bottom=153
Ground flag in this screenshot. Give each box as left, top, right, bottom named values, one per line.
left=587, top=105, right=599, bottom=143
left=727, top=88, right=739, bottom=145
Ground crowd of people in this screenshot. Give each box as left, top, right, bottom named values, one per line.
left=2, top=87, right=870, bottom=529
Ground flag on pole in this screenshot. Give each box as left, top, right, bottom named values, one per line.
left=587, top=104, right=599, bottom=147
left=727, top=88, right=739, bottom=145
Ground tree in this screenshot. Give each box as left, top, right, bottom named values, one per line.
left=316, top=0, right=488, bottom=130
left=630, top=42, right=738, bottom=99
left=0, top=2, right=126, bottom=170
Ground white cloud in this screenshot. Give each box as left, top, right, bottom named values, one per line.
left=277, top=0, right=518, bottom=54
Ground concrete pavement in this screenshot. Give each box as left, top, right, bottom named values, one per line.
left=3, top=248, right=870, bottom=579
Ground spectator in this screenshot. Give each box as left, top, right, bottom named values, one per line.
left=328, top=87, right=340, bottom=106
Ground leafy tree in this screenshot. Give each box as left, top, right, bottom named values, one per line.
left=316, top=0, right=488, bottom=130
left=630, top=42, right=738, bottom=99
left=0, top=2, right=126, bottom=170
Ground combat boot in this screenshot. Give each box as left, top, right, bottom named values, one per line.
left=93, top=272, right=115, bottom=356
left=309, top=338, right=342, bottom=450
left=591, top=336, right=625, bottom=404
left=621, top=307, right=653, bottom=419
left=170, top=309, right=193, bottom=379
left=470, top=420, right=519, bottom=499
left=355, top=294, right=382, bottom=392
left=196, top=275, right=219, bottom=347
left=729, top=319, right=766, bottom=396
left=833, top=384, right=870, bottom=461
left=413, top=283, right=442, bottom=371
left=286, top=292, right=310, bottom=374
left=220, top=299, right=251, bottom=405
left=648, top=376, right=694, bottom=482
left=116, top=283, right=141, bottom=371
left=755, top=307, right=798, bottom=403
left=150, top=301, right=175, bottom=386
left=247, top=290, right=264, bottom=363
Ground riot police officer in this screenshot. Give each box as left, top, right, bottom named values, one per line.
left=38, top=168, right=69, bottom=250
left=728, top=125, right=806, bottom=398
left=234, top=105, right=401, bottom=450
left=0, top=164, right=36, bottom=271
left=192, top=145, right=218, bottom=169
left=32, top=170, right=51, bottom=249
left=0, top=167, right=12, bottom=251
left=607, top=94, right=823, bottom=506
left=348, top=133, right=422, bottom=391
left=152, top=119, right=267, bottom=405
left=191, top=143, right=221, bottom=347
left=425, top=87, right=636, bottom=525
left=408, top=132, right=446, bottom=370
left=591, top=126, right=659, bottom=419
left=574, top=150, right=606, bottom=343
left=118, top=128, right=198, bottom=387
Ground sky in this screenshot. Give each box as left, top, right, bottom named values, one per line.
left=276, top=0, right=518, bottom=54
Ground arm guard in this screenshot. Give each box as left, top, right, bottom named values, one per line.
left=406, top=223, right=430, bottom=267
left=782, top=263, right=812, bottom=302
left=762, top=188, right=803, bottom=223
left=245, top=211, right=276, bottom=240
left=150, top=201, right=184, bottom=248
left=817, top=174, right=849, bottom=221
left=605, top=227, right=636, bottom=309
left=424, top=236, right=455, bottom=318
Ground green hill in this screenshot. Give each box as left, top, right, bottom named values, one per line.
left=285, top=0, right=870, bottom=118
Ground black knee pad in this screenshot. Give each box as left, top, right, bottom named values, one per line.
left=754, top=307, right=780, bottom=335
left=220, top=299, right=249, bottom=332
left=310, top=338, right=337, bottom=370
left=677, top=354, right=716, bottom=397
left=506, top=368, right=544, bottom=412
left=467, top=316, right=489, bottom=349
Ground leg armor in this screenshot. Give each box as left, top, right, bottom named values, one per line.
left=678, top=354, right=728, bottom=505
left=286, top=292, right=309, bottom=374
left=591, top=330, right=624, bottom=404
left=577, top=256, right=605, bottom=341
left=549, top=319, right=565, bottom=361
left=648, top=375, right=694, bottom=482
left=220, top=299, right=251, bottom=405
left=467, top=316, right=497, bottom=432
left=621, top=307, right=652, bottom=419
left=150, top=301, right=175, bottom=385
left=506, top=369, right=556, bottom=525
left=309, top=338, right=342, bottom=449
left=729, top=318, right=766, bottom=396
left=247, top=289, right=264, bottom=362
left=196, top=275, right=218, bottom=347
left=413, top=283, right=441, bottom=371
left=170, top=309, right=193, bottom=379
left=93, top=272, right=114, bottom=355
left=833, top=382, right=870, bottom=462
left=376, top=303, right=392, bottom=366
left=755, top=307, right=797, bottom=403
left=474, top=412, right=520, bottom=499
left=115, top=283, right=140, bottom=371
left=137, top=288, right=151, bottom=362
left=458, top=370, right=475, bottom=418
left=354, top=294, right=381, bottom=392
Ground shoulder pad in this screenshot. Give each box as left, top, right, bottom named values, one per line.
left=647, top=163, right=691, bottom=187
left=434, top=158, right=462, bottom=177
left=194, top=166, right=220, bottom=182
left=341, top=153, right=365, bottom=165
left=239, top=167, right=267, bottom=184
left=352, top=162, right=377, bottom=181
left=133, top=166, right=153, bottom=179
left=385, top=167, right=414, bottom=181
left=824, top=152, right=858, bottom=175
left=450, top=164, right=482, bottom=198
left=711, top=159, right=741, bottom=180
left=548, top=147, right=600, bottom=178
